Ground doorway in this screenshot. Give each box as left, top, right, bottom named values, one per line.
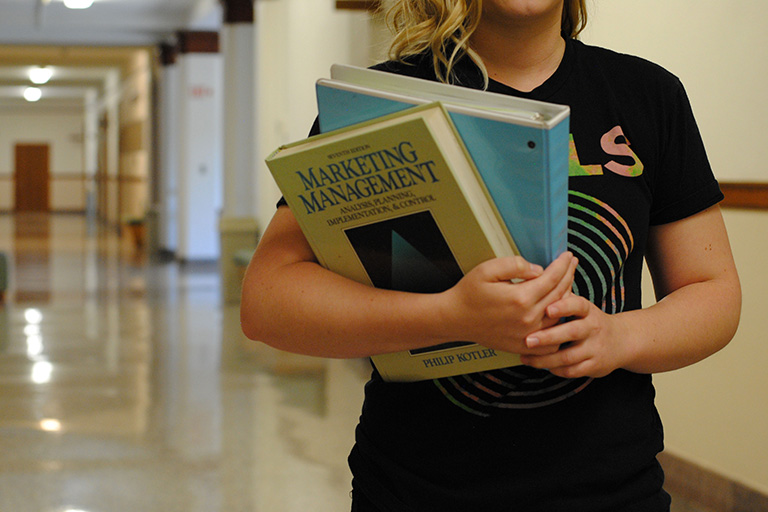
left=14, top=143, right=50, bottom=212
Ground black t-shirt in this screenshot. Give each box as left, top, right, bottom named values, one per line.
left=337, top=39, right=722, bottom=512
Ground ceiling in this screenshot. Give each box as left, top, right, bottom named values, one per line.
left=0, top=0, right=222, bottom=110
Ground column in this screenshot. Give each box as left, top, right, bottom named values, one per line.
left=175, top=31, right=223, bottom=262
left=154, top=43, right=180, bottom=256
left=83, top=88, right=99, bottom=219
left=219, top=0, right=260, bottom=303
left=104, top=70, right=121, bottom=226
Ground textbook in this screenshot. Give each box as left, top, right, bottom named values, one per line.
left=316, top=64, right=571, bottom=267
left=266, top=102, right=523, bottom=381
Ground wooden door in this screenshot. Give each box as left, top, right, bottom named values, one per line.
left=15, top=144, right=50, bottom=212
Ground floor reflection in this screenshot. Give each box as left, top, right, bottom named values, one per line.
left=12, top=213, right=50, bottom=303
left=0, top=213, right=368, bottom=512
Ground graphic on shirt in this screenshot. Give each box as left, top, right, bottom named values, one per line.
left=434, top=365, right=594, bottom=415
left=432, top=129, right=638, bottom=416
left=568, top=190, right=633, bottom=313
left=568, top=126, right=644, bottom=178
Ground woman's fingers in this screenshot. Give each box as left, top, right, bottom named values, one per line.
left=516, top=251, right=577, bottom=305
left=479, top=255, right=543, bottom=282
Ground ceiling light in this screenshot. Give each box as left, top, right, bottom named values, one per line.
left=63, top=0, right=94, bottom=8
left=29, top=66, right=53, bottom=85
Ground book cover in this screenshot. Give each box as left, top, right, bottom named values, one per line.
left=316, top=64, right=571, bottom=267
left=266, top=102, right=523, bottom=381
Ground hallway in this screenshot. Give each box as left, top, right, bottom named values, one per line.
left=0, top=213, right=714, bottom=512
left=0, top=213, right=368, bottom=512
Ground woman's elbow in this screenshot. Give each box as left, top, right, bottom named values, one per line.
left=706, top=269, right=742, bottom=356
left=722, top=273, right=742, bottom=346
left=240, top=290, right=266, bottom=342
left=239, top=305, right=263, bottom=342
left=239, top=269, right=280, bottom=344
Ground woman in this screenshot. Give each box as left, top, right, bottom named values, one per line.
left=241, top=1, right=741, bottom=510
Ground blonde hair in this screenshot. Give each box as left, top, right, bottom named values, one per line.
left=384, top=0, right=588, bottom=84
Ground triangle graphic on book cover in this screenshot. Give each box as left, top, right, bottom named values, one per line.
left=344, top=211, right=463, bottom=292
left=391, top=230, right=455, bottom=293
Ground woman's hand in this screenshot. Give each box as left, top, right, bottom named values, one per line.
left=520, top=294, right=630, bottom=378
left=439, top=251, right=579, bottom=356
left=520, top=205, right=741, bottom=379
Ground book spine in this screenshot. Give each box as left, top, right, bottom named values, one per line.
left=548, top=119, right=570, bottom=261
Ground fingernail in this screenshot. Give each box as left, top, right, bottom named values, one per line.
left=526, top=336, right=540, bottom=348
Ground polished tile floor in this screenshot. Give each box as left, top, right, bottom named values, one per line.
left=0, top=213, right=707, bottom=512
left=0, top=213, right=369, bottom=512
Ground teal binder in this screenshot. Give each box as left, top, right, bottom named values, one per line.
left=315, top=64, right=570, bottom=267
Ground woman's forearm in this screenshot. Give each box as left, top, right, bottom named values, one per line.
left=624, top=205, right=742, bottom=373
left=618, top=272, right=741, bottom=374
left=241, top=257, right=451, bottom=358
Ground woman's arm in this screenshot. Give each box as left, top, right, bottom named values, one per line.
left=520, top=205, right=741, bottom=378
left=240, top=206, right=578, bottom=359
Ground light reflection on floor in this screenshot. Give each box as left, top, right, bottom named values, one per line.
left=0, top=213, right=368, bottom=512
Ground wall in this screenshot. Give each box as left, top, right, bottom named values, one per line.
left=581, top=0, right=767, bottom=184
left=254, top=0, right=374, bottom=228
left=175, top=51, right=223, bottom=261
left=581, top=0, right=768, bottom=495
left=156, top=57, right=180, bottom=252
left=0, top=107, right=85, bottom=212
left=118, top=50, right=153, bottom=222
left=97, top=70, right=121, bottom=226
left=651, top=209, right=768, bottom=495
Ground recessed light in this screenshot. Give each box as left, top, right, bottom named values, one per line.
left=29, top=66, right=53, bottom=84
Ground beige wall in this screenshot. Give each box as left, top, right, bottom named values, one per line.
left=0, top=108, right=86, bottom=212
left=582, top=0, right=768, bottom=495
left=254, top=0, right=382, bottom=228
left=118, top=50, right=152, bottom=222
left=581, top=0, right=768, bottom=184
left=649, top=209, right=768, bottom=495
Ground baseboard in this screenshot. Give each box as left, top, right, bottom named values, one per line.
left=659, top=451, right=768, bottom=512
